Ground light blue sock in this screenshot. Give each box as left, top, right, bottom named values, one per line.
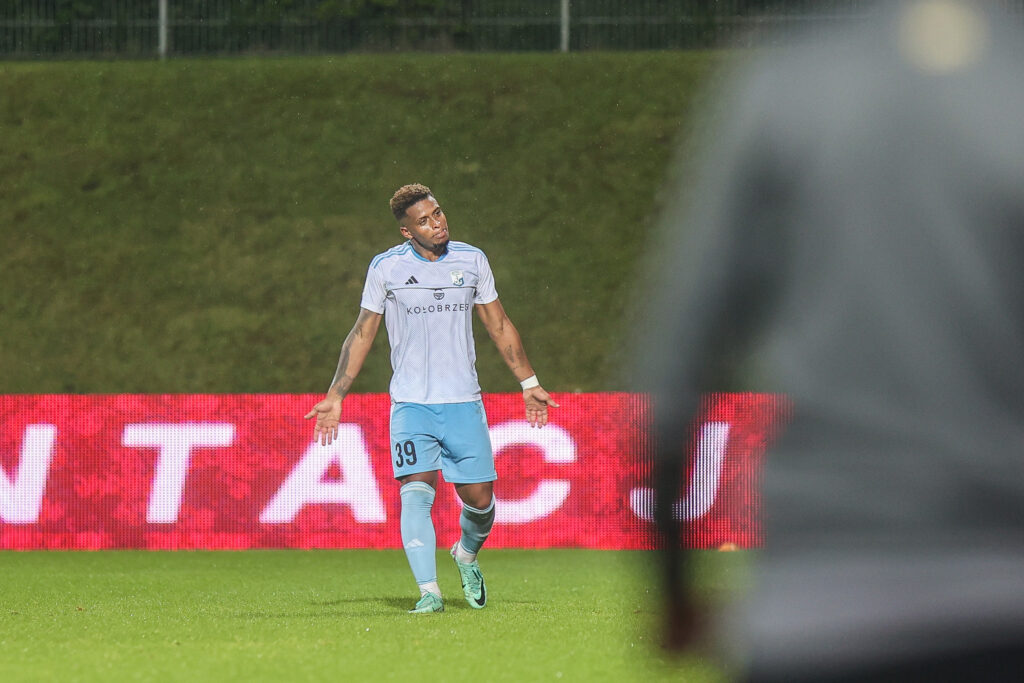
left=400, top=481, right=437, bottom=586
left=459, top=497, right=495, bottom=556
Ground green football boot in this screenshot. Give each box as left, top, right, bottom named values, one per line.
left=450, top=543, right=487, bottom=609
left=408, top=592, right=444, bottom=614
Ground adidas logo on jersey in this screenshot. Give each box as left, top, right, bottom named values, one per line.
left=405, top=276, right=419, bottom=285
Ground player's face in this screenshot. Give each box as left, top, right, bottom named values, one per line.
left=400, top=196, right=450, bottom=255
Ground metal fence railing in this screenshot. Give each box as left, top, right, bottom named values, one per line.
left=2, top=1, right=1023, bottom=59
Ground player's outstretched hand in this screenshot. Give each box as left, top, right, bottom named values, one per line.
left=524, top=386, right=559, bottom=428
left=304, top=397, right=342, bottom=446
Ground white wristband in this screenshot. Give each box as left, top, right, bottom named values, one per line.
left=520, top=375, right=540, bottom=390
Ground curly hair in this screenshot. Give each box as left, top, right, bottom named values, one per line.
left=389, top=184, right=434, bottom=221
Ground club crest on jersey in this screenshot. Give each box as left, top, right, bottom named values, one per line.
left=450, top=270, right=464, bottom=286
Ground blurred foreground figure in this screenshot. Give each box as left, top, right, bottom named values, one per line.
left=640, top=1, right=1024, bottom=680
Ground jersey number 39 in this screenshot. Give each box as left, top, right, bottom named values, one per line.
left=394, top=440, right=418, bottom=467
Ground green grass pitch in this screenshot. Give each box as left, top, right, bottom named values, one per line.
left=0, top=550, right=741, bottom=681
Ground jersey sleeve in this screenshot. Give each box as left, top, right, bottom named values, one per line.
left=360, top=262, right=388, bottom=313
left=474, top=251, right=499, bottom=305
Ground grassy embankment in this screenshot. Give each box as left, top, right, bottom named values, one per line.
left=0, top=53, right=722, bottom=394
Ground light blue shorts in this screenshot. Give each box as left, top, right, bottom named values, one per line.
left=389, top=400, right=496, bottom=483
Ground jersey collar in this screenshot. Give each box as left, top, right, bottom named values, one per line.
left=408, top=240, right=449, bottom=262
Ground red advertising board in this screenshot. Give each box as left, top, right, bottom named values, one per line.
left=0, top=393, right=787, bottom=550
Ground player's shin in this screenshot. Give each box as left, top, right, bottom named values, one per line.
left=456, top=497, right=495, bottom=562
left=400, top=481, right=440, bottom=596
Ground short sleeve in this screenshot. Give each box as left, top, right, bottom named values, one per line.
left=474, top=252, right=498, bottom=305
left=360, top=262, right=387, bottom=313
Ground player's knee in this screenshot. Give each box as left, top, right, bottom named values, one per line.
left=472, top=495, right=494, bottom=510
left=456, top=483, right=493, bottom=510
left=398, top=470, right=438, bottom=489
left=464, top=495, right=495, bottom=517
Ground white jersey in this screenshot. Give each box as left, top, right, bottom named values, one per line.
left=360, top=240, right=499, bottom=404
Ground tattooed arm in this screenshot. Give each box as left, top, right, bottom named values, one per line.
left=304, top=308, right=383, bottom=445
left=475, top=299, right=558, bottom=427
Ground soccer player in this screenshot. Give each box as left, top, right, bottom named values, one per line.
left=305, top=183, right=558, bottom=614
